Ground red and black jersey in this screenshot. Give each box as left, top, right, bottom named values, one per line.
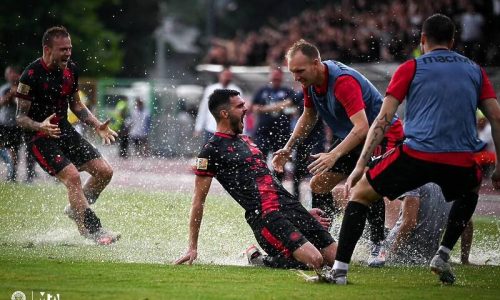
left=195, top=132, right=298, bottom=222
left=16, top=58, right=79, bottom=137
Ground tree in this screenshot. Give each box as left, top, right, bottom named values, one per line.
left=0, top=0, right=123, bottom=77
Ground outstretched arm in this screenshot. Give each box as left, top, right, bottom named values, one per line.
left=174, top=175, right=213, bottom=265
left=69, top=91, right=117, bottom=144
left=308, top=109, right=369, bottom=175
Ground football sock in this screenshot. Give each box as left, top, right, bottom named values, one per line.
left=333, top=260, right=349, bottom=271
left=441, top=192, right=478, bottom=250
left=83, top=208, right=102, bottom=234
left=367, top=198, right=386, bottom=244
left=336, top=201, right=369, bottom=264
left=84, top=190, right=99, bottom=205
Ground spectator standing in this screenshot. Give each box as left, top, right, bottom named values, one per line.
left=129, top=97, right=150, bottom=157
left=0, top=66, right=22, bottom=182
left=252, top=68, right=298, bottom=181
left=194, top=67, right=242, bottom=143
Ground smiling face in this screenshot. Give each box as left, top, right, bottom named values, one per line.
left=287, top=51, right=321, bottom=87
left=44, top=36, right=72, bottom=70
left=227, top=95, right=247, bottom=134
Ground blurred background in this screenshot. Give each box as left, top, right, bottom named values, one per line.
left=1, top=0, right=499, bottom=158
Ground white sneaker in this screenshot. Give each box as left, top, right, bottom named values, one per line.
left=430, top=252, right=455, bottom=285
left=367, top=242, right=386, bottom=267
left=331, top=268, right=348, bottom=285
left=245, top=245, right=264, bottom=266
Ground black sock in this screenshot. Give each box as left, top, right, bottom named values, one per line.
left=441, top=192, right=478, bottom=250
left=83, top=208, right=102, bottom=234
left=84, top=191, right=99, bottom=205
left=336, top=201, right=370, bottom=264
left=367, top=198, right=385, bottom=244
left=311, top=192, right=339, bottom=218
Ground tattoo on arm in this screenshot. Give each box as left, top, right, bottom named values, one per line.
left=15, top=98, right=39, bottom=131
left=361, top=113, right=392, bottom=161
left=75, top=107, right=90, bottom=122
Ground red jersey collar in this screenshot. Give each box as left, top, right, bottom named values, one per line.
left=40, top=57, right=51, bottom=72
left=214, top=132, right=237, bottom=138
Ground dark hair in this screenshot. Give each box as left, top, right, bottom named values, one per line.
left=422, top=14, right=455, bottom=45
left=208, top=89, right=240, bottom=121
left=42, top=26, right=70, bottom=47
left=286, top=39, right=321, bottom=61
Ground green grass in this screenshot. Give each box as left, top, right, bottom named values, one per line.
left=1, top=182, right=500, bottom=299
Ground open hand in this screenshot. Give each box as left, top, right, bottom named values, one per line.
left=96, top=119, right=118, bottom=145
left=40, top=113, right=61, bottom=138
left=272, top=148, right=292, bottom=173
left=307, top=152, right=338, bottom=175
left=174, top=248, right=198, bottom=265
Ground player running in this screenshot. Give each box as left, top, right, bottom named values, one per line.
left=15, top=26, right=120, bottom=245
left=332, top=14, right=500, bottom=285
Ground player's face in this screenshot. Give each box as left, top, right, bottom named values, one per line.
left=228, top=95, right=247, bottom=134
left=46, top=36, right=72, bottom=70
left=288, top=52, right=318, bottom=87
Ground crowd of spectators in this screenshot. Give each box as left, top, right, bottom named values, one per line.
left=203, top=0, right=500, bottom=66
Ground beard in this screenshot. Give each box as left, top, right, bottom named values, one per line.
left=230, top=116, right=243, bottom=134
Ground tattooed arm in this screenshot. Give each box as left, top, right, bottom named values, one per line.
left=69, top=91, right=101, bottom=129
left=344, top=95, right=400, bottom=194
left=357, top=95, right=400, bottom=167
left=16, top=98, right=61, bottom=138
left=69, top=91, right=117, bottom=144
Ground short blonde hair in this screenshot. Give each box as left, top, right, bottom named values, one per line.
left=286, top=39, right=321, bottom=61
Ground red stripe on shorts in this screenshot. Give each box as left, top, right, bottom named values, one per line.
left=256, top=175, right=280, bottom=216
left=261, top=227, right=291, bottom=257
left=31, top=144, right=56, bottom=176
left=368, top=146, right=400, bottom=179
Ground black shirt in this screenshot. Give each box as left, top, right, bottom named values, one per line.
left=16, top=58, right=79, bottom=137
left=194, top=132, right=298, bottom=222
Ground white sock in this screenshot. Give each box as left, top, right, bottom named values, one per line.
left=438, top=246, right=451, bottom=255
left=333, top=260, right=349, bottom=271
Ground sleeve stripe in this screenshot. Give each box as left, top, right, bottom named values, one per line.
left=194, top=170, right=215, bottom=177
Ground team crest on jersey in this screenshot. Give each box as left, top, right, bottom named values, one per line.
left=196, top=158, right=208, bottom=170
left=17, top=83, right=31, bottom=95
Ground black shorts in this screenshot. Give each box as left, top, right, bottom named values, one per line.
left=366, top=144, right=482, bottom=201
left=251, top=204, right=335, bottom=258
left=327, top=134, right=403, bottom=175
left=0, top=125, right=22, bottom=150
left=27, top=129, right=101, bottom=176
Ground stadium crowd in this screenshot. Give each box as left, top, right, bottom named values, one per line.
left=203, top=0, right=500, bottom=66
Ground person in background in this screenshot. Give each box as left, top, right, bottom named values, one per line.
left=251, top=67, right=298, bottom=181
left=0, top=65, right=22, bottom=182
left=194, top=66, right=242, bottom=143
left=129, top=97, right=150, bottom=157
